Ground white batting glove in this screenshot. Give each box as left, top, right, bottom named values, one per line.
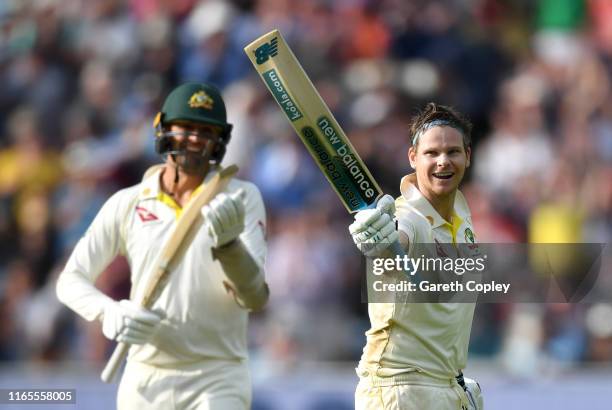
left=349, top=194, right=399, bottom=257
left=102, top=300, right=162, bottom=345
left=464, top=377, right=483, bottom=410
left=201, top=189, right=246, bottom=248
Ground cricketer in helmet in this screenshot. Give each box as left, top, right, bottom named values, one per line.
left=57, top=80, right=269, bottom=409
left=154, top=82, right=232, bottom=181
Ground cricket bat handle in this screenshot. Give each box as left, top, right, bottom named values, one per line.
left=100, top=342, right=129, bottom=383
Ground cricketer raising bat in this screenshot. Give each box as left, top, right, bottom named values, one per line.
left=244, top=29, right=383, bottom=214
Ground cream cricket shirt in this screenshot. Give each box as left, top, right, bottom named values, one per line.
left=358, top=173, right=477, bottom=382
left=57, top=167, right=267, bottom=366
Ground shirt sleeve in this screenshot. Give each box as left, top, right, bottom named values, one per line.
left=56, top=190, right=128, bottom=321
left=395, top=197, right=417, bottom=245
left=213, top=181, right=268, bottom=311
left=238, top=181, right=267, bottom=270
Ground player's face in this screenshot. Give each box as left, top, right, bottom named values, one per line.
left=166, top=122, right=222, bottom=174
left=408, top=126, right=470, bottom=200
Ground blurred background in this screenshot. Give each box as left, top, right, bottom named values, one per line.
left=0, top=0, right=611, bottom=408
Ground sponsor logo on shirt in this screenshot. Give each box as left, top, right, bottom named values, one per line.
left=135, top=206, right=159, bottom=222
left=464, top=228, right=475, bottom=243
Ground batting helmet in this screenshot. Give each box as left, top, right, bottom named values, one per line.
left=154, top=82, right=233, bottom=163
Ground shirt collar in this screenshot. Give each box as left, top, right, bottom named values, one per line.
left=139, top=166, right=163, bottom=200
left=138, top=164, right=222, bottom=201
left=399, top=173, right=471, bottom=229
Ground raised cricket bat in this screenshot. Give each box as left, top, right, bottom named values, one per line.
left=244, top=30, right=383, bottom=213
left=100, top=165, right=238, bottom=383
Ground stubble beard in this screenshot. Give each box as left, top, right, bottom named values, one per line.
left=173, top=152, right=211, bottom=176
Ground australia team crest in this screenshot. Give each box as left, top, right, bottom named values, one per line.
left=188, top=91, right=214, bottom=110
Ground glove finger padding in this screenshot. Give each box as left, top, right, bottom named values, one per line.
left=350, top=211, right=393, bottom=240
left=353, top=227, right=380, bottom=242
left=214, top=194, right=236, bottom=227
left=376, top=194, right=395, bottom=216
left=201, top=189, right=246, bottom=247
left=203, top=206, right=220, bottom=239
left=119, top=300, right=162, bottom=326
left=350, top=207, right=399, bottom=257
left=357, top=223, right=396, bottom=243
left=349, top=209, right=381, bottom=234
left=103, top=300, right=161, bottom=344
left=119, top=324, right=159, bottom=345
left=231, top=188, right=246, bottom=201
left=229, top=189, right=246, bottom=214
left=354, top=208, right=382, bottom=226
left=370, top=212, right=393, bottom=231
left=354, top=220, right=395, bottom=243
left=206, top=195, right=227, bottom=232
left=224, top=192, right=245, bottom=227
left=357, top=230, right=399, bottom=257
left=224, top=199, right=239, bottom=227
left=123, top=317, right=159, bottom=332
left=463, top=377, right=483, bottom=410
left=385, top=229, right=399, bottom=243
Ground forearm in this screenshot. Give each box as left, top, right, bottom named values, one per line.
left=213, top=239, right=269, bottom=311
left=56, top=269, right=114, bottom=322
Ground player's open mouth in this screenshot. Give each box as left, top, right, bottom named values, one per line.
left=432, top=172, right=454, bottom=180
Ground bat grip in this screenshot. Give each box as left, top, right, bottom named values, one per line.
left=100, top=342, right=129, bottom=383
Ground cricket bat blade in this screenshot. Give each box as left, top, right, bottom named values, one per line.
left=244, top=30, right=382, bottom=214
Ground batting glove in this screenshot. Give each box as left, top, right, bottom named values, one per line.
left=349, top=194, right=399, bottom=257
left=464, top=377, right=483, bottom=410
left=201, top=189, right=246, bottom=248
left=102, top=299, right=162, bottom=345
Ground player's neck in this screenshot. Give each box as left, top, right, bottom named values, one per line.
left=160, top=164, right=208, bottom=207
left=424, top=191, right=456, bottom=223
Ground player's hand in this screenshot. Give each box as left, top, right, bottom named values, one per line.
left=464, top=377, right=483, bottom=410
left=349, top=194, right=398, bottom=257
left=201, top=189, right=246, bottom=248
left=102, top=299, right=162, bottom=345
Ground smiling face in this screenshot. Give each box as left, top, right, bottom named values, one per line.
left=165, top=121, right=222, bottom=174
left=408, top=126, right=471, bottom=202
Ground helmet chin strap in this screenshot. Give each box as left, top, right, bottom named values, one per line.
left=167, top=154, right=180, bottom=196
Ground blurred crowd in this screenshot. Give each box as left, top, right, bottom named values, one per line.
left=0, top=0, right=611, bottom=379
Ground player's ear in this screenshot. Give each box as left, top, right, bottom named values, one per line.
left=408, top=146, right=417, bottom=169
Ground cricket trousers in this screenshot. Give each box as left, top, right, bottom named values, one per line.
left=117, top=358, right=251, bottom=410
left=355, top=369, right=477, bottom=410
